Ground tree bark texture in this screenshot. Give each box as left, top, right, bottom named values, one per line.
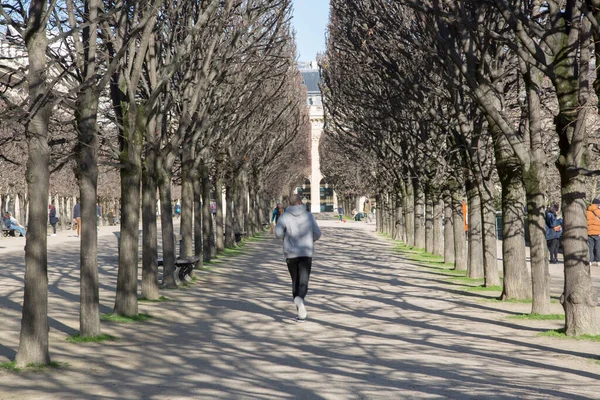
left=76, top=89, right=101, bottom=335
left=395, top=203, right=403, bottom=242
left=479, top=180, right=500, bottom=287
left=414, top=182, right=425, bottom=249
left=425, top=196, right=433, bottom=253
left=466, top=178, right=483, bottom=279
left=215, top=176, right=224, bottom=252
left=451, top=192, right=467, bottom=271
left=444, top=198, right=455, bottom=264
left=16, top=2, right=52, bottom=365
left=114, top=108, right=143, bottom=317
left=202, top=164, right=213, bottom=262
left=141, top=150, right=159, bottom=299
left=525, top=172, right=551, bottom=314
left=559, top=172, right=598, bottom=334
left=433, top=198, right=444, bottom=257
left=157, top=157, right=177, bottom=288
left=180, top=151, right=194, bottom=259
left=404, top=181, right=415, bottom=246
left=193, top=173, right=204, bottom=269
left=499, top=163, right=531, bottom=300
left=225, top=183, right=235, bottom=248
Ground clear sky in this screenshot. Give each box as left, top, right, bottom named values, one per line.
left=291, top=0, right=330, bottom=62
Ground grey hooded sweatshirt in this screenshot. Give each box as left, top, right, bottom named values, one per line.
left=274, top=205, right=322, bottom=258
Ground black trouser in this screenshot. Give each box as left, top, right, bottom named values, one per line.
left=286, top=257, right=312, bottom=300
left=51, top=222, right=57, bottom=234
left=547, top=238, right=560, bottom=262
left=589, top=235, right=600, bottom=262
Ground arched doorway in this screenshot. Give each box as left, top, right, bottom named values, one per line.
left=320, top=179, right=333, bottom=212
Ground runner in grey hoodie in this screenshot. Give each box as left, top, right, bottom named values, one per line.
left=275, top=194, right=322, bottom=322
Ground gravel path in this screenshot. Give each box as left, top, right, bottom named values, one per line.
left=0, top=220, right=599, bottom=399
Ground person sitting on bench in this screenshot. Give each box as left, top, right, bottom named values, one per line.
left=3, top=212, right=26, bottom=237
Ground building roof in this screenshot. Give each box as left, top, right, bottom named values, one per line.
left=302, top=70, right=321, bottom=94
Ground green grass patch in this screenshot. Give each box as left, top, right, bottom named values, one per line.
left=449, top=276, right=485, bottom=284
left=204, top=259, right=224, bottom=265
left=67, top=333, right=117, bottom=343
left=508, top=313, right=564, bottom=320
left=538, top=328, right=600, bottom=341
left=463, top=285, right=503, bottom=292
left=138, top=296, right=170, bottom=303
left=0, top=361, right=67, bottom=373
left=0, top=361, right=20, bottom=372
left=221, top=247, right=244, bottom=257
left=484, top=298, right=559, bottom=304
left=101, top=313, right=152, bottom=323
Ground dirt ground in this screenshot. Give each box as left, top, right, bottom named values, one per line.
left=0, top=219, right=599, bottom=399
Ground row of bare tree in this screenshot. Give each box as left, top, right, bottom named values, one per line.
left=0, top=0, right=310, bottom=366
left=320, top=1, right=600, bottom=337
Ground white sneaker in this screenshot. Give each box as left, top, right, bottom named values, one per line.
left=294, top=296, right=307, bottom=320
left=51, top=234, right=56, bottom=236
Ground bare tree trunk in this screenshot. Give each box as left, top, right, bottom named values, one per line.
left=158, top=167, right=177, bottom=288
left=404, top=180, right=415, bottom=246
left=141, top=149, right=159, bottom=299
left=394, top=201, right=403, bottom=242
left=526, top=176, right=551, bottom=313
left=499, top=164, right=531, bottom=300
left=433, top=198, right=444, bottom=257
left=193, top=172, right=204, bottom=269
left=225, top=182, right=235, bottom=248
left=215, top=176, right=224, bottom=252
left=466, top=177, right=483, bottom=279
left=241, top=172, right=249, bottom=237
left=480, top=179, right=500, bottom=287
left=180, top=151, right=194, bottom=258
left=452, top=192, right=467, bottom=271
left=248, top=184, right=257, bottom=235
left=59, top=197, right=66, bottom=231
left=114, top=109, right=143, bottom=317
left=202, top=163, right=213, bottom=262
left=414, top=182, right=425, bottom=249
left=559, top=172, right=598, bottom=334
left=425, top=195, right=433, bottom=253
left=16, top=2, right=52, bottom=365
left=76, top=89, right=101, bottom=335
left=444, top=196, right=455, bottom=264
left=19, top=193, right=27, bottom=227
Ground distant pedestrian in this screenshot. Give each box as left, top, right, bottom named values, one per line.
left=96, top=203, right=102, bottom=228
left=337, top=205, right=344, bottom=222
left=275, top=194, right=322, bottom=322
left=545, top=203, right=562, bottom=264
left=363, top=199, right=372, bottom=223
left=270, top=203, right=284, bottom=234
left=48, top=203, right=58, bottom=236
left=108, top=209, right=116, bottom=226
left=174, top=202, right=181, bottom=219
left=73, top=202, right=81, bottom=237
left=587, top=198, right=600, bottom=266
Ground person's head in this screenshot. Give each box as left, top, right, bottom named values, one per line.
left=289, top=194, right=302, bottom=206
left=593, top=198, right=600, bottom=207
left=276, top=203, right=283, bottom=209
left=550, top=203, right=559, bottom=213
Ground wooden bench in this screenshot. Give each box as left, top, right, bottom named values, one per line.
left=158, top=255, right=201, bottom=281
